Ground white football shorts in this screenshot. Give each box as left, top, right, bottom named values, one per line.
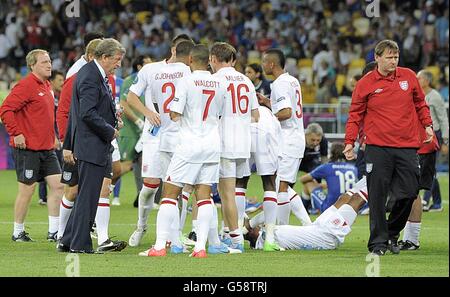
left=165, top=154, right=219, bottom=186
left=277, top=153, right=301, bottom=184
left=219, top=158, right=249, bottom=179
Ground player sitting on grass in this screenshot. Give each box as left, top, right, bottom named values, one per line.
left=299, top=142, right=358, bottom=214
left=244, top=177, right=368, bottom=251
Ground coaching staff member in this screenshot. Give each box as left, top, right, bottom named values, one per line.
left=343, top=40, right=433, bottom=255
left=60, top=39, right=125, bottom=253
left=0, top=49, right=64, bottom=242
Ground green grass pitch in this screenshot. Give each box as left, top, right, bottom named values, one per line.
left=0, top=170, right=448, bottom=277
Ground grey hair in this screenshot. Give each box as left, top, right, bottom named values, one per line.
left=419, top=70, right=434, bottom=86
left=305, top=122, right=323, bottom=136
left=26, top=49, right=48, bottom=71
left=94, top=38, right=125, bottom=59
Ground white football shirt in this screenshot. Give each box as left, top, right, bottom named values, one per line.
left=251, top=105, right=282, bottom=157
left=148, top=62, right=191, bottom=152
left=66, top=56, right=87, bottom=79
left=170, top=70, right=225, bottom=163
left=213, top=67, right=258, bottom=159
left=270, top=72, right=305, bottom=158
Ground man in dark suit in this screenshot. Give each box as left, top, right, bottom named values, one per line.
left=60, top=38, right=126, bottom=253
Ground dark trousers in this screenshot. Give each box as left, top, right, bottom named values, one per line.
left=423, top=177, right=442, bottom=205
left=365, top=145, right=420, bottom=251
left=61, top=160, right=105, bottom=251
left=355, top=147, right=366, bottom=180
left=423, top=130, right=442, bottom=206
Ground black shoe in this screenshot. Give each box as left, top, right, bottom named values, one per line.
left=133, top=194, right=139, bottom=208
left=388, top=240, right=400, bottom=254
left=371, top=248, right=387, bottom=256
left=56, top=241, right=70, bottom=253
left=12, top=231, right=34, bottom=242
left=47, top=232, right=58, bottom=242
left=188, top=231, right=197, bottom=242
left=97, top=239, right=127, bottom=252
left=398, top=240, right=420, bottom=250
left=70, top=249, right=103, bottom=254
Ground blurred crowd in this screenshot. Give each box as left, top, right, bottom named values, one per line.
left=0, top=0, right=449, bottom=103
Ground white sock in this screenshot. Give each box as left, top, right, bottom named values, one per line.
left=277, top=191, right=290, bottom=225
left=58, top=196, right=74, bottom=239
left=263, top=191, right=277, bottom=243
left=48, top=216, right=59, bottom=233
left=170, top=206, right=182, bottom=247
left=179, top=191, right=190, bottom=232
left=208, top=200, right=221, bottom=246
left=192, top=219, right=198, bottom=233
left=194, top=200, right=213, bottom=252
left=223, top=226, right=230, bottom=239
left=235, top=188, right=246, bottom=228
left=250, top=212, right=265, bottom=228
left=154, top=198, right=178, bottom=250
left=137, top=184, right=158, bottom=229
left=13, top=222, right=24, bottom=237
left=288, top=187, right=312, bottom=226
left=337, top=204, right=357, bottom=226
left=403, top=221, right=421, bottom=245
left=96, top=197, right=110, bottom=245
left=230, top=228, right=243, bottom=245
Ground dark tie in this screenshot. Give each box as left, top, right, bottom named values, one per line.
left=104, top=76, right=114, bottom=100
left=105, top=76, right=118, bottom=127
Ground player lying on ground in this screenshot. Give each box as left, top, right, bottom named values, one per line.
left=244, top=178, right=368, bottom=250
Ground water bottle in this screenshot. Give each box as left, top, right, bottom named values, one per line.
left=150, top=126, right=160, bottom=136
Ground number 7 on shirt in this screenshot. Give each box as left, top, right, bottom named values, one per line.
left=202, top=90, right=216, bottom=121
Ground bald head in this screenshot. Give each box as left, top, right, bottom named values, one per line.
left=417, top=70, right=434, bottom=90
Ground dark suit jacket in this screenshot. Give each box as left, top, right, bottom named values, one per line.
left=67, top=61, right=117, bottom=166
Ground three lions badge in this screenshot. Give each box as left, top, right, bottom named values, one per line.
left=399, top=80, right=409, bottom=91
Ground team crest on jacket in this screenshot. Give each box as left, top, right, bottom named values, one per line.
left=25, top=169, right=33, bottom=179
left=399, top=80, right=409, bottom=91
left=63, top=171, right=72, bottom=181
left=366, top=163, right=373, bottom=173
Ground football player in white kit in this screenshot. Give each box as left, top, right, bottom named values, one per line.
left=238, top=92, right=312, bottom=251
left=210, top=42, right=260, bottom=252
left=245, top=177, right=368, bottom=251
left=139, top=45, right=227, bottom=257
left=260, top=49, right=306, bottom=225
left=126, top=39, right=194, bottom=249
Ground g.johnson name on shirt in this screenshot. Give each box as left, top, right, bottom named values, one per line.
left=155, top=72, right=184, bottom=80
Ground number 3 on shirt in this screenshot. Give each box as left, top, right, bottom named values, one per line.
left=227, top=83, right=249, bottom=114
left=295, top=89, right=303, bottom=119
left=162, top=82, right=175, bottom=113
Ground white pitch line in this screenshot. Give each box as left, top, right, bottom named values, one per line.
left=0, top=222, right=154, bottom=226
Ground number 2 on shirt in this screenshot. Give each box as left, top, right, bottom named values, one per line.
left=227, top=83, right=249, bottom=114
left=162, top=82, right=175, bottom=113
